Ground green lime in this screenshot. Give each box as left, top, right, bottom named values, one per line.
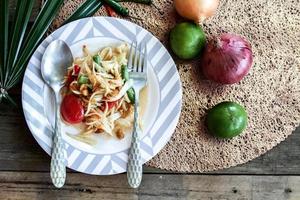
left=170, top=22, right=206, bottom=59
left=207, top=102, right=248, bottom=139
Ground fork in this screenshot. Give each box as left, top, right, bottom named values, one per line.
left=127, top=42, right=147, bottom=188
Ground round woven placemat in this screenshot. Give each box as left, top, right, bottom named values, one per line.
left=52, top=0, right=300, bottom=172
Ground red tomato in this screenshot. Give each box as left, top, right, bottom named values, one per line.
left=66, top=65, right=81, bottom=86
left=61, top=94, right=84, bottom=124
left=107, top=101, right=117, bottom=109
left=73, top=64, right=81, bottom=75
left=100, top=101, right=117, bottom=111
left=66, top=71, right=76, bottom=86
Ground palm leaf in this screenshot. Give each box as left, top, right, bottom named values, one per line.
left=0, top=0, right=9, bottom=87
left=4, top=0, right=35, bottom=86
left=63, top=0, right=104, bottom=25
left=3, top=93, right=17, bottom=107
left=6, top=0, right=64, bottom=89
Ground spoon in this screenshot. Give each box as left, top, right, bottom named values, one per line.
left=41, top=40, right=73, bottom=188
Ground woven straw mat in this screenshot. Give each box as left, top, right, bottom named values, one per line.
left=51, top=0, right=300, bottom=172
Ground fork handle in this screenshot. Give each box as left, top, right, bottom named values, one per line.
left=127, top=90, right=142, bottom=188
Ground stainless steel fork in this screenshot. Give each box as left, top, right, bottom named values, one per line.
left=127, top=42, right=147, bottom=188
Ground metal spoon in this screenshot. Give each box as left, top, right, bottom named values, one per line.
left=41, top=40, right=73, bottom=188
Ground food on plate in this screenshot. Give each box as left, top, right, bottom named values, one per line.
left=174, top=0, right=219, bottom=23
left=170, top=22, right=206, bottom=59
left=61, top=43, right=137, bottom=140
left=121, top=65, right=135, bottom=103
left=201, top=33, right=253, bottom=84
left=206, top=101, right=248, bottom=139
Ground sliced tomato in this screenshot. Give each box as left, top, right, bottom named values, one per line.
left=73, top=64, right=81, bottom=75
left=61, top=94, right=84, bottom=124
left=100, top=100, right=117, bottom=111
left=107, top=101, right=117, bottom=109
left=66, top=72, right=76, bottom=86
left=66, top=65, right=81, bottom=86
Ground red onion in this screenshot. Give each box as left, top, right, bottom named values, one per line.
left=201, top=33, right=253, bottom=84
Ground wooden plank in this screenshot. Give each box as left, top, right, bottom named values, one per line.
left=1, top=93, right=300, bottom=174
left=0, top=172, right=299, bottom=200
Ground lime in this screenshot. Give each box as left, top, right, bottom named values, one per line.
left=207, top=102, right=248, bottom=139
left=170, top=22, right=206, bottom=59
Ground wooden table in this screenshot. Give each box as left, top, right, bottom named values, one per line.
left=1, top=2, right=300, bottom=200
left=0, top=91, right=299, bottom=200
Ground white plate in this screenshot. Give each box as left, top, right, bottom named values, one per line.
left=22, top=17, right=182, bottom=175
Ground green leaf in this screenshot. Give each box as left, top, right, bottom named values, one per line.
left=6, top=0, right=64, bottom=89
left=3, top=93, right=17, bottom=107
left=4, top=0, right=35, bottom=86
left=0, top=0, right=9, bottom=87
left=63, top=0, right=104, bottom=25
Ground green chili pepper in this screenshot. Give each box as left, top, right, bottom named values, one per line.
left=103, top=0, right=129, bottom=16
left=116, top=0, right=161, bottom=15
left=78, top=75, right=89, bottom=85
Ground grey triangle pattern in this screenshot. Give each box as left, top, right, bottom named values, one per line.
left=92, top=18, right=118, bottom=39
left=106, top=17, right=136, bottom=41
left=101, top=160, right=112, bottom=175
left=64, top=19, right=90, bottom=45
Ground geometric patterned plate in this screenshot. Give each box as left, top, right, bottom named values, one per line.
left=22, top=17, right=182, bottom=175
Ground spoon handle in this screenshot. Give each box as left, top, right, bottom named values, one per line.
left=50, top=97, right=66, bottom=188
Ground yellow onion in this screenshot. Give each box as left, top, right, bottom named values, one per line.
left=174, top=0, right=220, bottom=23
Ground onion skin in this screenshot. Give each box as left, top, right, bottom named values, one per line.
left=174, top=0, right=219, bottom=23
left=201, top=33, right=253, bottom=84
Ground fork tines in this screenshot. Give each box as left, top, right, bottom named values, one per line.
left=128, top=42, right=147, bottom=73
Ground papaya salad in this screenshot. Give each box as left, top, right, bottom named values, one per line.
left=60, top=43, right=137, bottom=141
